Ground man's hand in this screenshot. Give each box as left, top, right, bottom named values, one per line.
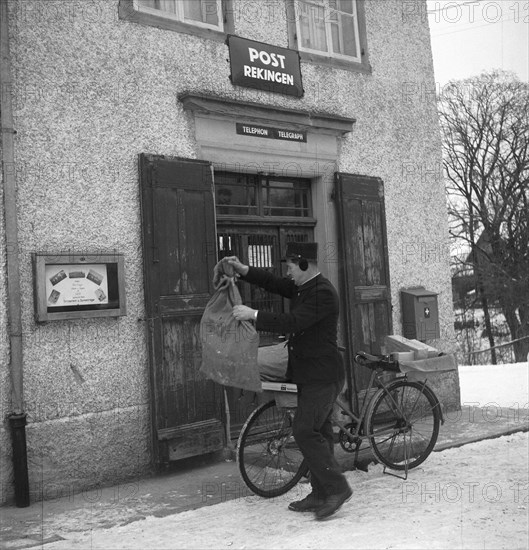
left=225, top=256, right=249, bottom=277
left=233, top=305, right=257, bottom=321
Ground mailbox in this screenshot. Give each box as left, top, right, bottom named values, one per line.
left=401, top=287, right=440, bottom=341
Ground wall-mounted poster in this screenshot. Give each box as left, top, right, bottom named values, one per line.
left=46, top=264, right=109, bottom=307
left=34, top=254, right=126, bottom=321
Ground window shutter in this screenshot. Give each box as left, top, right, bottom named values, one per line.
left=139, top=154, right=223, bottom=463
left=335, top=172, right=393, bottom=399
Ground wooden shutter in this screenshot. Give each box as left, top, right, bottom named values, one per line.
left=139, top=154, right=223, bottom=465
left=335, top=173, right=393, bottom=398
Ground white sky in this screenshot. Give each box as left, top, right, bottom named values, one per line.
left=427, top=0, right=529, bottom=84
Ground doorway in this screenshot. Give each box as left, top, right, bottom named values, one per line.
left=215, top=171, right=316, bottom=434
left=139, top=154, right=392, bottom=464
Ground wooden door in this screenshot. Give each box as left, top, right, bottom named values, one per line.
left=139, top=154, right=224, bottom=466
left=335, top=173, right=392, bottom=400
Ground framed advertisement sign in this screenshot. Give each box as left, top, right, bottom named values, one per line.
left=33, top=254, right=126, bottom=321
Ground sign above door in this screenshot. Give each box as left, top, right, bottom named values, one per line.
left=235, top=123, right=307, bottom=142
left=228, top=35, right=304, bottom=98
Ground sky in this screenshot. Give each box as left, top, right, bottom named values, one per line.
left=427, top=0, right=529, bottom=85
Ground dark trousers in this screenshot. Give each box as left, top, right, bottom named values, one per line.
left=293, top=380, right=350, bottom=498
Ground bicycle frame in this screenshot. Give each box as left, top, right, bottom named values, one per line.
left=334, top=365, right=444, bottom=479
left=333, top=366, right=398, bottom=442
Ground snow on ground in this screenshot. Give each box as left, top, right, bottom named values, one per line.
left=458, top=361, right=528, bottom=408
left=44, top=363, right=529, bottom=550
left=45, top=433, right=529, bottom=550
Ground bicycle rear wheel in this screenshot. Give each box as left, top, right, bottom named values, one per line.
left=237, top=400, right=308, bottom=498
left=366, top=380, right=441, bottom=471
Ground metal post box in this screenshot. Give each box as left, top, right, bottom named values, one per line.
left=401, top=287, right=440, bottom=341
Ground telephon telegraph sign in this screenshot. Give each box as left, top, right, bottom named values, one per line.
left=236, top=123, right=307, bottom=142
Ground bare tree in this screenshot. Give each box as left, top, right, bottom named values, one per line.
left=439, top=70, right=529, bottom=363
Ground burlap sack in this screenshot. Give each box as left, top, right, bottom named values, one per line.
left=199, top=259, right=261, bottom=392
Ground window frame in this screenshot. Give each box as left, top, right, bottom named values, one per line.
left=261, top=177, right=312, bottom=218
left=287, top=0, right=371, bottom=73
left=214, top=172, right=315, bottom=223
left=118, top=0, right=234, bottom=40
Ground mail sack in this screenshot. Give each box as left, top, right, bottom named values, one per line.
left=199, top=278, right=261, bottom=392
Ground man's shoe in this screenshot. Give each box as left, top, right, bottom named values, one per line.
left=315, top=486, right=353, bottom=520
left=288, top=493, right=325, bottom=512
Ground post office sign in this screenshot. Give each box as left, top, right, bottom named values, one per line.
left=228, top=35, right=304, bottom=98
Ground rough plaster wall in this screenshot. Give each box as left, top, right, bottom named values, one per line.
left=2, top=0, right=456, bottom=503
left=4, top=0, right=155, bottom=504
left=333, top=1, right=456, bottom=351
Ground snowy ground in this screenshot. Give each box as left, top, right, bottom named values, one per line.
left=45, top=434, right=529, bottom=550
left=458, top=361, right=528, bottom=408
left=44, top=362, right=528, bottom=550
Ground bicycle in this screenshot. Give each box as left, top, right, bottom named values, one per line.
left=236, top=350, right=444, bottom=498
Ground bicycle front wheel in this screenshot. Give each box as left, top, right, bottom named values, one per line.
left=366, top=380, right=441, bottom=471
left=237, top=400, right=308, bottom=498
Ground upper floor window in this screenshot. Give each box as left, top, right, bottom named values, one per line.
left=288, top=0, right=370, bottom=72
left=296, top=0, right=360, bottom=60
left=137, top=0, right=223, bottom=30
left=119, top=0, right=231, bottom=38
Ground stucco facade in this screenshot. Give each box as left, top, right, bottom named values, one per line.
left=1, top=0, right=457, bottom=505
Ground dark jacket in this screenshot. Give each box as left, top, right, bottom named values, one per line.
left=242, top=267, right=344, bottom=385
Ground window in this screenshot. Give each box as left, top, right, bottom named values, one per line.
left=215, top=172, right=312, bottom=219
left=215, top=173, right=258, bottom=216
left=137, top=0, right=223, bottom=30
left=288, top=0, right=369, bottom=71
left=262, top=179, right=311, bottom=217
left=297, top=0, right=360, bottom=60
left=119, top=0, right=231, bottom=38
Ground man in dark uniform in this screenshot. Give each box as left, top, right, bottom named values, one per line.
left=228, top=242, right=352, bottom=520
